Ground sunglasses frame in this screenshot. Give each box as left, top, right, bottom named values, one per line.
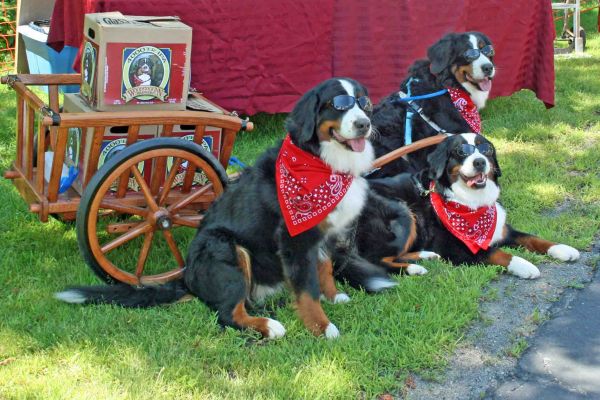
left=456, top=142, right=494, bottom=158
left=329, top=95, right=373, bottom=112
left=463, top=45, right=495, bottom=63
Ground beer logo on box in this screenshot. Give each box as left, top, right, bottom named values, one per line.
left=65, top=128, right=81, bottom=167
left=80, top=41, right=97, bottom=101
left=122, top=46, right=171, bottom=103
left=99, top=138, right=146, bottom=191
left=166, top=135, right=213, bottom=187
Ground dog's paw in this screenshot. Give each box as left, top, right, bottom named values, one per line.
left=548, top=244, right=580, bottom=262
left=507, top=256, right=541, bottom=279
left=333, top=293, right=350, bottom=304
left=419, top=251, right=441, bottom=260
left=266, top=318, right=286, bottom=339
left=324, top=322, right=340, bottom=339
left=320, top=293, right=351, bottom=304
left=406, top=264, right=428, bottom=276
left=365, top=277, right=398, bottom=292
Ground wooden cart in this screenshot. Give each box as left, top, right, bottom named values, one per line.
left=2, top=73, right=253, bottom=286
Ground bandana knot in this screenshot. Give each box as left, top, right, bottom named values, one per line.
left=276, top=135, right=353, bottom=236
left=447, top=87, right=481, bottom=133
left=429, top=183, right=497, bottom=254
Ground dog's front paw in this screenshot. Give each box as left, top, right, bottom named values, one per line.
left=406, top=264, right=428, bottom=276
left=548, top=244, right=580, bottom=262
left=419, top=251, right=441, bottom=260
left=507, top=256, right=541, bottom=279
left=266, top=318, right=286, bottom=339
left=333, top=293, right=350, bottom=304
left=324, top=322, right=340, bottom=339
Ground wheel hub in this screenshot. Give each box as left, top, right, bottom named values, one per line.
left=155, top=214, right=172, bottom=230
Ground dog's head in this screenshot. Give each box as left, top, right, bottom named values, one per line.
left=285, top=78, right=375, bottom=176
left=427, top=32, right=495, bottom=106
left=136, top=58, right=153, bottom=75
left=427, top=133, right=501, bottom=208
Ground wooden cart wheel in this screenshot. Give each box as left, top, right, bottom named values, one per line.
left=76, top=138, right=228, bottom=285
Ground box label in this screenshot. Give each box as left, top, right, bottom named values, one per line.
left=80, top=40, right=99, bottom=105
left=105, top=42, right=187, bottom=106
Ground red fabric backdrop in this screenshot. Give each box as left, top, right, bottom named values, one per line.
left=48, top=0, right=556, bottom=114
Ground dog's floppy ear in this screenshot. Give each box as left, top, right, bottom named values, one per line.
left=427, top=138, right=451, bottom=181
left=489, top=142, right=502, bottom=178
left=285, top=88, right=320, bottom=144
left=428, top=35, right=455, bottom=75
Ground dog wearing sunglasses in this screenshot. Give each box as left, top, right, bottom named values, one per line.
left=350, top=133, right=580, bottom=282
left=369, top=31, right=496, bottom=178
left=56, top=78, right=404, bottom=339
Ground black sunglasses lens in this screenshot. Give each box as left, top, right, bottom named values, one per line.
left=357, top=96, right=373, bottom=112
left=477, top=143, right=493, bottom=155
left=464, top=49, right=480, bottom=62
left=457, top=144, right=476, bottom=157
left=332, top=95, right=355, bottom=111
left=481, top=45, right=494, bottom=57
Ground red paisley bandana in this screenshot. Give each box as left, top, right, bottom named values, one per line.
left=276, top=135, right=353, bottom=237
left=447, top=87, right=481, bottom=133
left=429, top=184, right=497, bottom=254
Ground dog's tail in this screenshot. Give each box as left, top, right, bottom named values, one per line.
left=332, top=252, right=397, bottom=293
left=55, top=279, right=190, bottom=308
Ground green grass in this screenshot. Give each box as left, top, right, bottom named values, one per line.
left=1, top=12, right=600, bottom=399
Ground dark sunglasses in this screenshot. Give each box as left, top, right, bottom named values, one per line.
left=463, top=45, right=495, bottom=62
left=329, top=95, right=373, bottom=112
left=455, top=142, right=494, bottom=158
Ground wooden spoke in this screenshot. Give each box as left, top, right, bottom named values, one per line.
left=171, top=214, right=203, bottom=228
left=135, top=231, right=155, bottom=277
left=130, top=165, right=159, bottom=212
left=100, top=199, right=147, bottom=216
left=101, top=222, right=152, bottom=254
left=158, top=157, right=183, bottom=206
left=167, top=183, right=213, bottom=212
left=162, top=229, right=185, bottom=267
left=106, top=221, right=144, bottom=234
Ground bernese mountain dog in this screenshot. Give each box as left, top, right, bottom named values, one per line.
left=56, top=78, right=408, bottom=339
left=355, top=133, right=580, bottom=280
left=370, top=31, right=496, bottom=177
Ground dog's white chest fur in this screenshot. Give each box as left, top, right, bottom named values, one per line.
left=325, top=177, right=368, bottom=235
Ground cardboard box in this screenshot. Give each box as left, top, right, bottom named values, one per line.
left=63, top=93, right=158, bottom=194
left=80, top=12, right=192, bottom=111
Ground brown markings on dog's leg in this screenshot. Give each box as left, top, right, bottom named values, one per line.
left=485, top=249, right=513, bottom=268
left=380, top=256, right=411, bottom=269
left=296, top=292, right=330, bottom=336
left=317, top=257, right=338, bottom=301
left=514, top=235, right=556, bottom=255
left=401, top=212, right=418, bottom=254
left=231, top=301, right=271, bottom=337
left=236, top=245, right=252, bottom=288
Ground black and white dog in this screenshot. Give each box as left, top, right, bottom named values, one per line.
left=370, top=31, right=496, bottom=177
left=355, top=134, right=580, bottom=281
left=56, top=78, right=410, bottom=339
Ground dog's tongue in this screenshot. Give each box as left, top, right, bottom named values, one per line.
left=478, top=78, right=492, bottom=92
left=467, top=173, right=486, bottom=187
left=347, top=137, right=366, bottom=152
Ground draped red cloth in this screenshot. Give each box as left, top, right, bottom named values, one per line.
left=47, top=0, right=556, bottom=114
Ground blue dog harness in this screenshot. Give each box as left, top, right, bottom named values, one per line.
left=392, top=77, right=448, bottom=144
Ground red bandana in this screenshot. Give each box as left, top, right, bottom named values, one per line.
left=429, top=183, right=497, bottom=254
left=447, top=87, right=481, bottom=133
left=276, top=135, right=353, bottom=237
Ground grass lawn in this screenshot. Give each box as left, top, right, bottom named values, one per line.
left=1, top=13, right=600, bottom=400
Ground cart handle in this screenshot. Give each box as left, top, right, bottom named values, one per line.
left=371, top=134, right=448, bottom=169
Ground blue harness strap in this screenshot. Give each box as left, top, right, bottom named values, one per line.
left=395, top=78, right=448, bottom=145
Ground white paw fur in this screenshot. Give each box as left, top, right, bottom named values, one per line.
left=406, top=264, right=428, bottom=276
left=507, top=256, right=541, bottom=279
left=547, top=244, right=580, bottom=262
left=320, top=293, right=351, bottom=304
left=419, top=251, right=441, bottom=260
left=365, top=277, right=398, bottom=292
left=266, top=318, right=286, bottom=339
left=324, top=322, right=340, bottom=339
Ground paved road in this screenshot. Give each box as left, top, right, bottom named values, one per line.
left=490, top=261, right=600, bottom=399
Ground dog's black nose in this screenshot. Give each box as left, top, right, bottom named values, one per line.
left=473, top=157, right=487, bottom=171
left=481, top=63, right=494, bottom=76
left=353, top=118, right=371, bottom=135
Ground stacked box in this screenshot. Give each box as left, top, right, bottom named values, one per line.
left=80, top=12, right=192, bottom=111
left=63, top=93, right=158, bottom=194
